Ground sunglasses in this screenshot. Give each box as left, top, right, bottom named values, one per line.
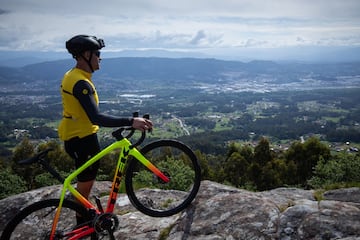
left=94, top=51, right=101, bottom=57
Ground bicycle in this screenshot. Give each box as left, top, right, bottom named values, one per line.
left=1, top=112, right=201, bottom=240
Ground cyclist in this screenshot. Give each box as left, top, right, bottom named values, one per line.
left=59, top=34, right=153, bottom=224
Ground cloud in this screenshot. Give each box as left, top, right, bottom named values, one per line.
left=0, top=9, right=10, bottom=15
left=190, top=30, right=206, bottom=45
left=296, top=37, right=306, bottom=43
left=0, top=0, right=360, bottom=55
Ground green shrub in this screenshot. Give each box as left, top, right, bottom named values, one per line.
left=308, top=152, right=360, bottom=189
left=0, top=168, right=27, bottom=199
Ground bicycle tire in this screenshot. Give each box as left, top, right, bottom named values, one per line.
left=1, top=199, right=89, bottom=240
left=125, top=139, right=201, bottom=217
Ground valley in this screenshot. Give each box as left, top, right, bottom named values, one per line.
left=0, top=58, right=359, bottom=156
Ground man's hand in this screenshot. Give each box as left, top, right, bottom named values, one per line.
left=132, top=117, right=153, bottom=132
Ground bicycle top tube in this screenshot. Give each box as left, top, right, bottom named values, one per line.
left=63, top=138, right=131, bottom=199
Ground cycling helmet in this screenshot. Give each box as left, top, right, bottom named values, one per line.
left=66, top=35, right=105, bottom=58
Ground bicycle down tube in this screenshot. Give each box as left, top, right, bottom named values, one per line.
left=49, top=136, right=170, bottom=240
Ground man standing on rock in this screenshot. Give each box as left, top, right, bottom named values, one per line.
left=58, top=34, right=153, bottom=224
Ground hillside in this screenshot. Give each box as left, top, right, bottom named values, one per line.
left=0, top=57, right=359, bottom=159
left=1, top=181, right=360, bottom=239
left=1, top=59, right=359, bottom=150
left=1, top=58, right=360, bottom=91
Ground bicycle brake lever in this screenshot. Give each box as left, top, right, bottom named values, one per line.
left=142, top=113, right=153, bottom=133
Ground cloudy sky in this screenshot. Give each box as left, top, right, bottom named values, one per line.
left=1, top=0, right=360, bottom=60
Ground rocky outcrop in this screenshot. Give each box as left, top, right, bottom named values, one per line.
left=1, top=181, right=360, bottom=239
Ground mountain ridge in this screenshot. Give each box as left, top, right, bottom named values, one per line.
left=1, top=57, right=360, bottom=91
left=1, top=46, right=360, bottom=67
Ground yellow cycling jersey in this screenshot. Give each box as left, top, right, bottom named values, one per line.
left=58, top=68, right=99, bottom=140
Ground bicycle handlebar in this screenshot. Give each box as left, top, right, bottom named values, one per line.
left=18, top=148, right=54, bottom=165
left=18, top=148, right=65, bottom=183
left=112, top=112, right=151, bottom=148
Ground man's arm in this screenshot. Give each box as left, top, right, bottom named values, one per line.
left=73, top=80, right=133, bottom=127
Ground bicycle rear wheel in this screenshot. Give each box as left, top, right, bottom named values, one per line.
left=125, top=139, right=201, bottom=217
left=0, top=199, right=89, bottom=240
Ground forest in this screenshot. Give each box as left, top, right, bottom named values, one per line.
left=1, top=134, right=359, bottom=200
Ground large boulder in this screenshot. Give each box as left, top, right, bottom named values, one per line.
left=1, top=181, right=360, bottom=239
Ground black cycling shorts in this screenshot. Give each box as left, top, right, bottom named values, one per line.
left=64, top=133, right=101, bottom=182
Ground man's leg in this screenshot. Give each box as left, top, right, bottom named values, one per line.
left=64, top=134, right=100, bottom=226
left=77, top=180, right=95, bottom=200
left=76, top=180, right=95, bottom=225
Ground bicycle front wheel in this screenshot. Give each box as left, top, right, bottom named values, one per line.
left=125, top=139, right=201, bottom=217
left=0, top=199, right=89, bottom=240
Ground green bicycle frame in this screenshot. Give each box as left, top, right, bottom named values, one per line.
left=49, top=137, right=169, bottom=239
